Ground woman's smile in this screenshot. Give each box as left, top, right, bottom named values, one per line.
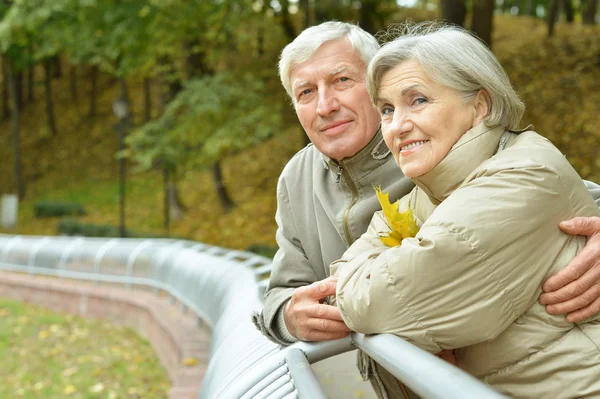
left=399, top=140, right=429, bottom=155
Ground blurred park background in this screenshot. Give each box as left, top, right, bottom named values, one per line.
left=0, top=0, right=598, bottom=398
left=0, top=0, right=599, bottom=253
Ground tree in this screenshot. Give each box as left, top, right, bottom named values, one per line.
left=440, top=0, right=467, bottom=26
left=583, top=0, right=598, bottom=24
left=126, top=73, right=282, bottom=212
left=471, top=0, right=495, bottom=47
left=548, top=0, right=561, bottom=36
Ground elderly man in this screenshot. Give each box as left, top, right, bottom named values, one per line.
left=253, top=20, right=600, bottom=397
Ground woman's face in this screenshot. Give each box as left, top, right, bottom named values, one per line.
left=376, top=60, right=485, bottom=178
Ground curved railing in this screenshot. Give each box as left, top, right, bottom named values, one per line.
left=0, top=234, right=505, bottom=398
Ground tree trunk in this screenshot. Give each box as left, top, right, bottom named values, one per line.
left=2, top=57, right=9, bottom=120
left=158, top=56, right=182, bottom=112
left=278, top=0, right=297, bottom=41
left=547, top=0, right=561, bottom=36
left=211, top=161, right=235, bottom=211
left=440, top=0, right=467, bottom=26
left=525, top=0, right=535, bottom=16
left=144, top=78, right=151, bottom=122
left=184, top=40, right=213, bottom=79
left=16, top=70, right=23, bottom=110
left=120, top=78, right=130, bottom=110
left=6, top=59, right=25, bottom=199
left=27, top=63, right=34, bottom=103
left=52, top=55, right=61, bottom=78
left=564, top=0, right=574, bottom=21
left=471, top=0, right=495, bottom=47
left=69, top=64, right=78, bottom=102
left=583, top=0, right=598, bottom=24
left=27, top=45, right=34, bottom=103
left=358, top=0, right=378, bottom=35
left=299, top=0, right=311, bottom=28
left=44, top=61, right=58, bottom=136
left=165, top=166, right=185, bottom=223
left=89, top=65, right=97, bottom=118
left=163, top=166, right=170, bottom=235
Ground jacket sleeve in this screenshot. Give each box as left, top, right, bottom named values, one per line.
left=584, top=180, right=600, bottom=207
left=336, top=163, right=599, bottom=354
left=252, top=175, right=318, bottom=346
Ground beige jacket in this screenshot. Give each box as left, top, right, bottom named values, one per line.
left=333, top=123, right=600, bottom=398
left=253, top=131, right=415, bottom=345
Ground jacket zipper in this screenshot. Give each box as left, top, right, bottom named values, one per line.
left=338, top=162, right=359, bottom=246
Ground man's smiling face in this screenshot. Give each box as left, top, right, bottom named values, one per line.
left=290, top=39, right=381, bottom=161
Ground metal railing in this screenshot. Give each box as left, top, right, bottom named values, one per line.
left=0, top=234, right=505, bottom=398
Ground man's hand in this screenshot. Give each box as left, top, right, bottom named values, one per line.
left=540, top=216, right=600, bottom=322
left=283, top=276, right=351, bottom=341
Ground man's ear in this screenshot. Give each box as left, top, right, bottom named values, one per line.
left=472, top=89, right=491, bottom=127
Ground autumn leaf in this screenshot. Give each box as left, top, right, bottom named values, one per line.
left=374, top=186, right=418, bottom=247
left=182, top=357, right=199, bottom=366
left=63, top=384, right=76, bottom=395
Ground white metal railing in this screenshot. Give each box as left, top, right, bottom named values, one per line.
left=0, top=234, right=506, bottom=398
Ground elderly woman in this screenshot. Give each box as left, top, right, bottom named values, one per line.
left=331, top=22, right=600, bottom=398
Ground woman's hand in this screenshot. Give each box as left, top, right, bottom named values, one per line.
left=540, top=216, right=600, bottom=322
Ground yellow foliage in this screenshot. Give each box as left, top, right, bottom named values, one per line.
left=182, top=357, right=199, bottom=366
left=374, top=186, right=418, bottom=247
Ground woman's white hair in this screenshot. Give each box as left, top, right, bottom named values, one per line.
left=279, top=21, right=380, bottom=101
left=367, top=21, right=525, bottom=130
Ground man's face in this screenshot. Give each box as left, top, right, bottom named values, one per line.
left=289, top=39, right=381, bottom=161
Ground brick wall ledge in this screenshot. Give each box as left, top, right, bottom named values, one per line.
left=0, top=271, right=210, bottom=399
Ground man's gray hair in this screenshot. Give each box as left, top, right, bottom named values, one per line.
left=279, top=21, right=380, bottom=101
left=367, top=21, right=525, bottom=130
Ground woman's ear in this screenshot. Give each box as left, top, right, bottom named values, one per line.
left=472, top=90, right=491, bottom=127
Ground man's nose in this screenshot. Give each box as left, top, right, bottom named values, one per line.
left=316, top=87, right=340, bottom=116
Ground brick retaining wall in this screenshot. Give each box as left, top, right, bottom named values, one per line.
left=0, top=271, right=210, bottom=399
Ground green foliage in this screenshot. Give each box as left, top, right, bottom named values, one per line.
left=57, top=219, right=134, bottom=237
left=246, top=243, right=278, bottom=259
left=34, top=201, right=86, bottom=218
left=126, top=72, right=282, bottom=172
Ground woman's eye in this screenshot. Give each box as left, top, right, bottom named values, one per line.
left=413, top=97, right=428, bottom=106
left=380, top=106, right=393, bottom=117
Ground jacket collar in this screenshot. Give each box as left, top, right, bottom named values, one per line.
left=321, top=127, right=392, bottom=182
left=412, top=123, right=505, bottom=204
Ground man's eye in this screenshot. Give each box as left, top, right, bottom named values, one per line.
left=339, top=77, right=349, bottom=82
left=297, top=89, right=312, bottom=100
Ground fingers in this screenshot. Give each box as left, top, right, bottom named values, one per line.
left=304, top=317, right=351, bottom=333
left=285, top=278, right=350, bottom=342
left=559, top=216, right=600, bottom=237
left=541, top=257, right=600, bottom=304
left=307, top=303, right=346, bottom=322
left=543, top=219, right=600, bottom=293
left=565, top=296, right=600, bottom=323
left=299, top=277, right=338, bottom=301
left=544, top=282, right=600, bottom=315
left=303, top=329, right=351, bottom=342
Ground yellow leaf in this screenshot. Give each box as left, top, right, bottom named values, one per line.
left=374, top=186, right=419, bottom=247
left=64, top=384, right=76, bottom=395
left=89, top=382, right=104, bottom=393
left=182, top=357, right=199, bottom=366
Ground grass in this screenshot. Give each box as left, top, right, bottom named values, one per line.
left=0, top=298, right=170, bottom=399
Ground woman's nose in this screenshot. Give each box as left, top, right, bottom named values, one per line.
left=316, top=87, right=340, bottom=116
left=389, top=112, right=413, bottom=136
